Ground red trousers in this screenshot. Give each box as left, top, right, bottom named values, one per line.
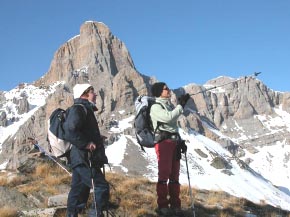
left=155, top=139, right=181, bottom=209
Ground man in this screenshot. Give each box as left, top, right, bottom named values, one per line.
left=150, top=82, right=189, bottom=216
left=65, top=83, right=109, bottom=217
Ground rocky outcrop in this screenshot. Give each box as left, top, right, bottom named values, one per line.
left=0, top=111, right=7, bottom=127
left=0, top=21, right=154, bottom=170
left=282, top=92, right=290, bottom=113
left=0, top=186, right=37, bottom=209
left=36, top=22, right=136, bottom=92
left=202, top=76, right=276, bottom=123
left=37, top=20, right=153, bottom=122
left=14, top=96, right=30, bottom=115
left=1, top=105, right=47, bottom=170
left=178, top=76, right=290, bottom=151
left=1, top=20, right=290, bottom=172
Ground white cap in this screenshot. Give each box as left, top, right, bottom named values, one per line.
left=73, top=83, right=92, bottom=99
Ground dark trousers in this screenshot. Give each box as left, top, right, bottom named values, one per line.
left=155, top=139, right=181, bottom=209
left=67, top=164, right=110, bottom=215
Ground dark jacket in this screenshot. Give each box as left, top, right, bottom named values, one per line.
left=64, top=98, right=107, bottom=168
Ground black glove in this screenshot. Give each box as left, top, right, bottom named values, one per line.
left=178, top=93, right=190, bottom=108
left=90, top=146, right=108, bottom=168
left=176, top=140, right=187, bottom=160
left=180, top=140, right=187, bottom=153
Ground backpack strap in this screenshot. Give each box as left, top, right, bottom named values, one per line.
left=73, top=104, right=88, bottom=116
left=151, top=102, right=165, bottom=142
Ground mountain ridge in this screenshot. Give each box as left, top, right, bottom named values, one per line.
left=0, top=20, right=290, bottom=212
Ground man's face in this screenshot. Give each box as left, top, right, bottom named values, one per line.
left=87, top=89, right=97, bottom=103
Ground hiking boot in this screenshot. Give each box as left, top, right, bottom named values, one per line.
left=171, top=208, right=184, bottom=216
left=155, top=207, right=174, bottom=216
left=87, top=208, right=104, bottom=217
left=66, top=212, right=77, bottom=217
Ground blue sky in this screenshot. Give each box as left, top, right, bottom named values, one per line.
left=0, top=0, right=289, bottom=92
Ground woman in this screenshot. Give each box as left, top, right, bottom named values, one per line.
left=150, top=82, right=189, bottom=216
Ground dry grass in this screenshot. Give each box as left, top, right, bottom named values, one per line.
left=7, top=176, right=26, bottom=187
left=206, top=191, right=223, bottom=205
left=18, top=183, right=41, bottom=194
left=224, top=197, right=245, bottom=213
left=0, top=206, right=18, bottom=217
left=218, top=212, right=232, bottom=217
left=205, top=190, right=244, bottom=212
left=32, top=162, right=70, bottom=183
left=17, top=162, right=70, bottom=197
left=0, top=173, right=27, bottom=187
left=0, top=176, right=7, bottom=186
left=105, top=173, right=157, bottom=216
left=1, top=161, right=290, bottom=216
left=179, top=185, right=197, bottom=210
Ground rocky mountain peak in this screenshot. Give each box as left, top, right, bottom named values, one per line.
left=0, top=21, right=155, bottom=170
left=0, top=22, right=290, bottom=211
left=36, top=21, right=136, bottom=92
left=32, top=20, right=154, bottom=120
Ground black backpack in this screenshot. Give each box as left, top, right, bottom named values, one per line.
left=134, top=96, right=163, bottom=151
left=47, top=104, right=87, bottom=158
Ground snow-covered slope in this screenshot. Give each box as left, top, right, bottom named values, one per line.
left=0, top=82, right=62, bottom=169
left=1, top=83, right=290, bottom=211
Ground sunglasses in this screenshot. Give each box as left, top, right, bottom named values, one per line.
left=163, top=87, right=170, bottom=91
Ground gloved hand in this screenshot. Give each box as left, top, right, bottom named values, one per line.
left=90, top=145, right=108, bottom=168
left=180, top=140, right=187, bottom=153
left=178, top=93, right=190, bottom=108
left=176, top=140, right=187, bottom=160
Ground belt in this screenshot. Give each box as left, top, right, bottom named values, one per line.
left=168, top=134, right=179, bottom=140
left=159, top=131, right=180, bottom=141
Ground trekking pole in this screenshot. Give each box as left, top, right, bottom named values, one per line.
left=190, top=72, right=262, bottom=96
left=88, top=151, right=98, bottom=217
left=101, top=164, right=118, bottom=217
left=28, top=138, right=72, bottom=176
left=184, top=152, right=196, bottom=217
left=102, top=165, right=109, bottom=217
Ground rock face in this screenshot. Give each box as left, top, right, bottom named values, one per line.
left=37, top=21, right=151, bottom=118
left=36, top=21, right=144, bottom=114
left=0, top=21, right=154, bottom=170
left=0, top=20, right=289, bottom=171
left=282, top=92, right=290, bottom=113
left=0, top=186, right=37, bottom=209
left=181, top=76, right=290, bottom=154
left=0, top=111, right=7, bottom=127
